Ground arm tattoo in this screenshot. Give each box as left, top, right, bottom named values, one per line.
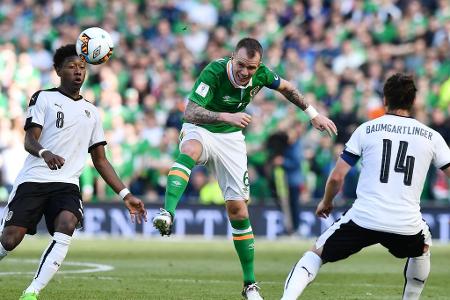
left=279, top=87, right=308, bottom=111
left=184, top=101, right=221, bottom=124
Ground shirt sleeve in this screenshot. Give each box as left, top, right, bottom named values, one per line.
left=24, top=90, right=47, bottom=130
left=432, top=132, right=450, bottom=170
left=344, top=124, right=364, bottom=156
left=260, top=64, right=281, bottom=90
left=88, top=108, right=107, bottom=153
left=188, top=63, right=218, bottom=107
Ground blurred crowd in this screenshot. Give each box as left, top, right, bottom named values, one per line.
left=0, top=0, right=450, bottom=206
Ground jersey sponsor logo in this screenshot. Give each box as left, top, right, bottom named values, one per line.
left=85, top=110, right=91, bottom=118
left=195, top=82, right=210, bottom=98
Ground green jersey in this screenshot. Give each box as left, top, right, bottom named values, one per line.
left=188, top=57, right=281, bottom=133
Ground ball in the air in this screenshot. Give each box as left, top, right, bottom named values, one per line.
left=76, top=27, right=114, bottom=65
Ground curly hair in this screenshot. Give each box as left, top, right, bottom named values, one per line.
left=53, top=44, right=78, bottom=69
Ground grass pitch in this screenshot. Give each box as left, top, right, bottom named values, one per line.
left=1, top=236, right=449, bottom=299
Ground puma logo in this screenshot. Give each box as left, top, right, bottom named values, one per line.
left=301, top=266, right=313, bottom=278
left=54, top=103, right=62, bottom=109
left=413, top=277, right=425, bottom=284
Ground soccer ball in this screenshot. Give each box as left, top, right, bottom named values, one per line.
left=76, top=27, right=114, bottom=65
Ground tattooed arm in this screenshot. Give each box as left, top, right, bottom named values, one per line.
left=276, top=78, right=338, bottom=136
left=276, top=79, right=309, bottom=110
left=184, top=101, right=221, bottom=124
left=184, top=101, right=252, bottom=128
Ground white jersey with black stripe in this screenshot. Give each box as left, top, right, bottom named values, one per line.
left=345, top=114, right=450, bottom=235
left=13, top=88, right=106, bottom=187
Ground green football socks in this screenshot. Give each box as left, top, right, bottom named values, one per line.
left=164, top=154, right=196, bottom=217
left=231, top=218, right=255, bottom=285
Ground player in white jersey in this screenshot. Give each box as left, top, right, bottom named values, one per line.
left=281, top=73, right=450, bottom=300
left=0, top=45, right=147, bottom=300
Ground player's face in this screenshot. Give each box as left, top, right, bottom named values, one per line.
left=57, top=56, right=86, bottom=89
left=231, top=48, right=261, bottom=86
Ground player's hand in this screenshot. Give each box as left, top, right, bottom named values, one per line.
left=42, top=151, right=65, bottom=170
left=220, top=112, right=252, bottom=128
left=123, top=194, right=147, bottom=224
left=315, top=199, right=334, bottom=218
left=311, top=115, right=338, bottom=136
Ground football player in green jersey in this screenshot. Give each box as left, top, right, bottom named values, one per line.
left=153, top=37, right=337, bottom=300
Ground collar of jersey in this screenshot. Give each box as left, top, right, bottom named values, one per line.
left=226, top=60, right=252, bottom=89
left=57, top=88, right=83, bottom=101
left=385, top=112, right=413, bottom=119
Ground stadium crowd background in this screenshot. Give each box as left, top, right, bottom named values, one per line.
left=0, top=0, right=449, bottom=206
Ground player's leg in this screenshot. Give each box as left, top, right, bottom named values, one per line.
left=282, top=215, right=377, bottom=300
left=22, top=183, right=83, bottom=298
left=212, top=131, right=260, bottom=299
left=0, top=183, right=47, bottom=261
left=0, top=225, right=27, bottom=259
left=153, top=139, right=202, bottom=235
left=281, top=247, right=322, bottom=300
left=164, top=139, right=201, bottom=215
left=226, top=201, right=255, bottom=284
left=23, top=210, right=77, bottom=296
left=226, top=200, right=262, bottom=300
left=382, top=222, right=432, bottom=300
left=402, top=248, right=430, bottom=300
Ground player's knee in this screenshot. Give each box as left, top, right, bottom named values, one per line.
left=180, top=141, right=202, bottom=161
left=54, top=213, right=78, bottom=236
left=54, top=221, right=76, bottom=236
left=0, top=233, right=22, bottom=251
left=226, top=204, right=248, bottom=220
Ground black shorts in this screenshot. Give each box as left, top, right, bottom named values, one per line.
left=1, top=182, right=83, bottom=235
left=317, top=214, right=430, bottom=263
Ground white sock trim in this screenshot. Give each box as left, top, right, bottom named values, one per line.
left=231, top=226, right=253, bottom=235
left=172, top=163, right=192, bottom=175
left=53, top=232, right=72, bottom=246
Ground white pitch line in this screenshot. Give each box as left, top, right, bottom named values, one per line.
left=0, top=259, right=114, bottom=276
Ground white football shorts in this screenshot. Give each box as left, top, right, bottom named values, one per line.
left=180, top=123, right=250, bottom=201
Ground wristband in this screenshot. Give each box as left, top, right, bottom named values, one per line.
left=119, top=188, right=131, bottom=200
left=304, top=105, right=319, bottom=120
left=38, top=148, right=49, bottom=158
